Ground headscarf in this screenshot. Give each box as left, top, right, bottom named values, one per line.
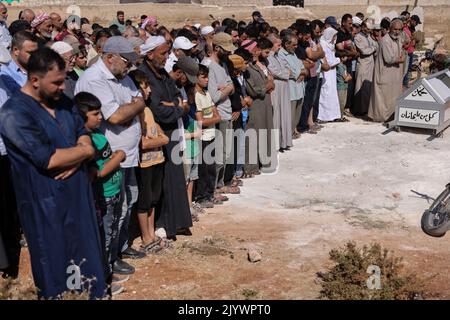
left=31, top=13, right=50, bottom=29
left=321, top=27, right=338, bottom=51
left=141, top=16, right=157, bottom=30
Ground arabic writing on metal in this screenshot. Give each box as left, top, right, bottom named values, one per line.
left=412, top=86, right=428, bottom=97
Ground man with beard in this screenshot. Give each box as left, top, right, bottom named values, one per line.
left=138, top=36, right=193, bottom=240
left=51, top=41, right=78, bottom=99
left=31, top=13, right=53, bottom=46
left=50, top=12, right=63, bottom=40
left=353, top=20, right=378, bottom=116
left=368, top=19, right=405, bottom=123
left=0, top=31, right=38, bottom=278
left=208, top=33, right=239, bottom=196
left=0, top=47, right=106, bottom=299
left=0, top=3, right=12, bottom=49
left=1, top=31, right=38, bottom=92
left=110, top=11, right=126, bottom=34
left=76, top=36, right=146, bottom=277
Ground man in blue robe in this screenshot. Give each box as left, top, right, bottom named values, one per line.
left=0, top=47, right=106, bottom=299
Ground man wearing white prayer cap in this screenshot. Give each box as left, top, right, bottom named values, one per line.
left=137, top=33, right=193, bottom=242
left=51, top=41, right=77, bottom=98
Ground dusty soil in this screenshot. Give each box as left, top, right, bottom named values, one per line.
left=13, top=117, right=450, bottom=300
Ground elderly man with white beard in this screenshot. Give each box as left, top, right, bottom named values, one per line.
left=368, top=19, right=406, bottom=123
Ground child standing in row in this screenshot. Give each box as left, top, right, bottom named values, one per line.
left=194, top=64, right=221, bottom=208
left=75, top=92, right=126, bottom=296
left=129, top=70, right=170, bottom=253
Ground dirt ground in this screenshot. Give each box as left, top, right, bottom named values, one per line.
left=13, top=117, right=450, bottom=300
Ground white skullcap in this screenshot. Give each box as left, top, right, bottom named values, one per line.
left=352, top=16, right=362, bottom=27
left=201, top=26, right=214, bottom=36
left=194, top=23, right=201, bottom=30
left=51, top=41, right=73, bottom=55
left=140, top=36, right=166, bottom=55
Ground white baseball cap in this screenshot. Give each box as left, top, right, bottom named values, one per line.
left=201, top=26, right=214, bottom=36
left=173, top=36, right=195, bottom=50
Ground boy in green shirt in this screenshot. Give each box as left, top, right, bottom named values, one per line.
left=75, top=92, right=126, bottom=295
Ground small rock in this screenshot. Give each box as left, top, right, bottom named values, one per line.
left=248, top=249, right=262, bottom=263
left=154, top=259, right=160, bottom=264
left=392, top=192, right=401, bottom=199
left=160, top=285, right=167, bottom=289
left=203, top=236, right=213, bottom=243
left=132, top=291, right=137, bottom=294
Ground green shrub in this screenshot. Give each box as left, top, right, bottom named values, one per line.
left=318, top=242, right=425, bottom=300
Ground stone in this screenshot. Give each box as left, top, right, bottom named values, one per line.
left=248, top=249, right=262, bottom=263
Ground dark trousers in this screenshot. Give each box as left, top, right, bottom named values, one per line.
left=298, top=76, right=321, bottom=132
left=224, top=116, right=243, bottom=184
left=195, top=139, right=216, bottom=202
left=0, top=155, right=21, bottom=278
left=346, top=65, right=356, bottom=110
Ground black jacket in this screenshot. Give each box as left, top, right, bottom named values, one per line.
left=138, top=60, right=184, bottom=133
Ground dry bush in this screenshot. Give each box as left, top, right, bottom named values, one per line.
left=317, top=242, right=426, bottom=300
left=0, top=277, right=37, bottom=300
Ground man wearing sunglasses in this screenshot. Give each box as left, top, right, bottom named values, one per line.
left=76, top=36, right=146, bottom=277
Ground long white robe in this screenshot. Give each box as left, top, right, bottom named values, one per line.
left=318, top=31, right=341, bottom=122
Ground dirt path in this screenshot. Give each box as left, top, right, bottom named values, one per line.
left=14, top=118, right=450, bottom=299
left=119, top=117, right=450, bottom=300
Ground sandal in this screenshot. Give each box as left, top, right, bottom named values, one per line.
left=140, top=237, right=162, bottom=253
left=334, top=117, right=350, bottom=123
left=216, top=186, right=240, bottom=194
left=229, top=178, right=243, bottom=187
left=214, top=193, right=229, bottom=202
left=242, top=172, right=255, bottom=179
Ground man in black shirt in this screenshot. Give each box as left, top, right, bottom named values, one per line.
left=335, top=14, right=359, bottom=114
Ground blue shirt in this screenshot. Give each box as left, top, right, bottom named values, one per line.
left=278, top=48, right=305, bottom=101
left=0, top=59, right=27, bottom=93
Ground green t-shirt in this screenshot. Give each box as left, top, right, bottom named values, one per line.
left=185, top=117, right=200, bottom=160
left=336, top=63, right=348, bottom=90
left=90, top=130, right=123, bottom=198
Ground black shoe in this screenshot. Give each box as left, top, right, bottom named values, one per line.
left=121, top=247, right=146, bottom=260
left=113, top=258, right=135, bottom=275
left=279, top=148, right=285, bottom=153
